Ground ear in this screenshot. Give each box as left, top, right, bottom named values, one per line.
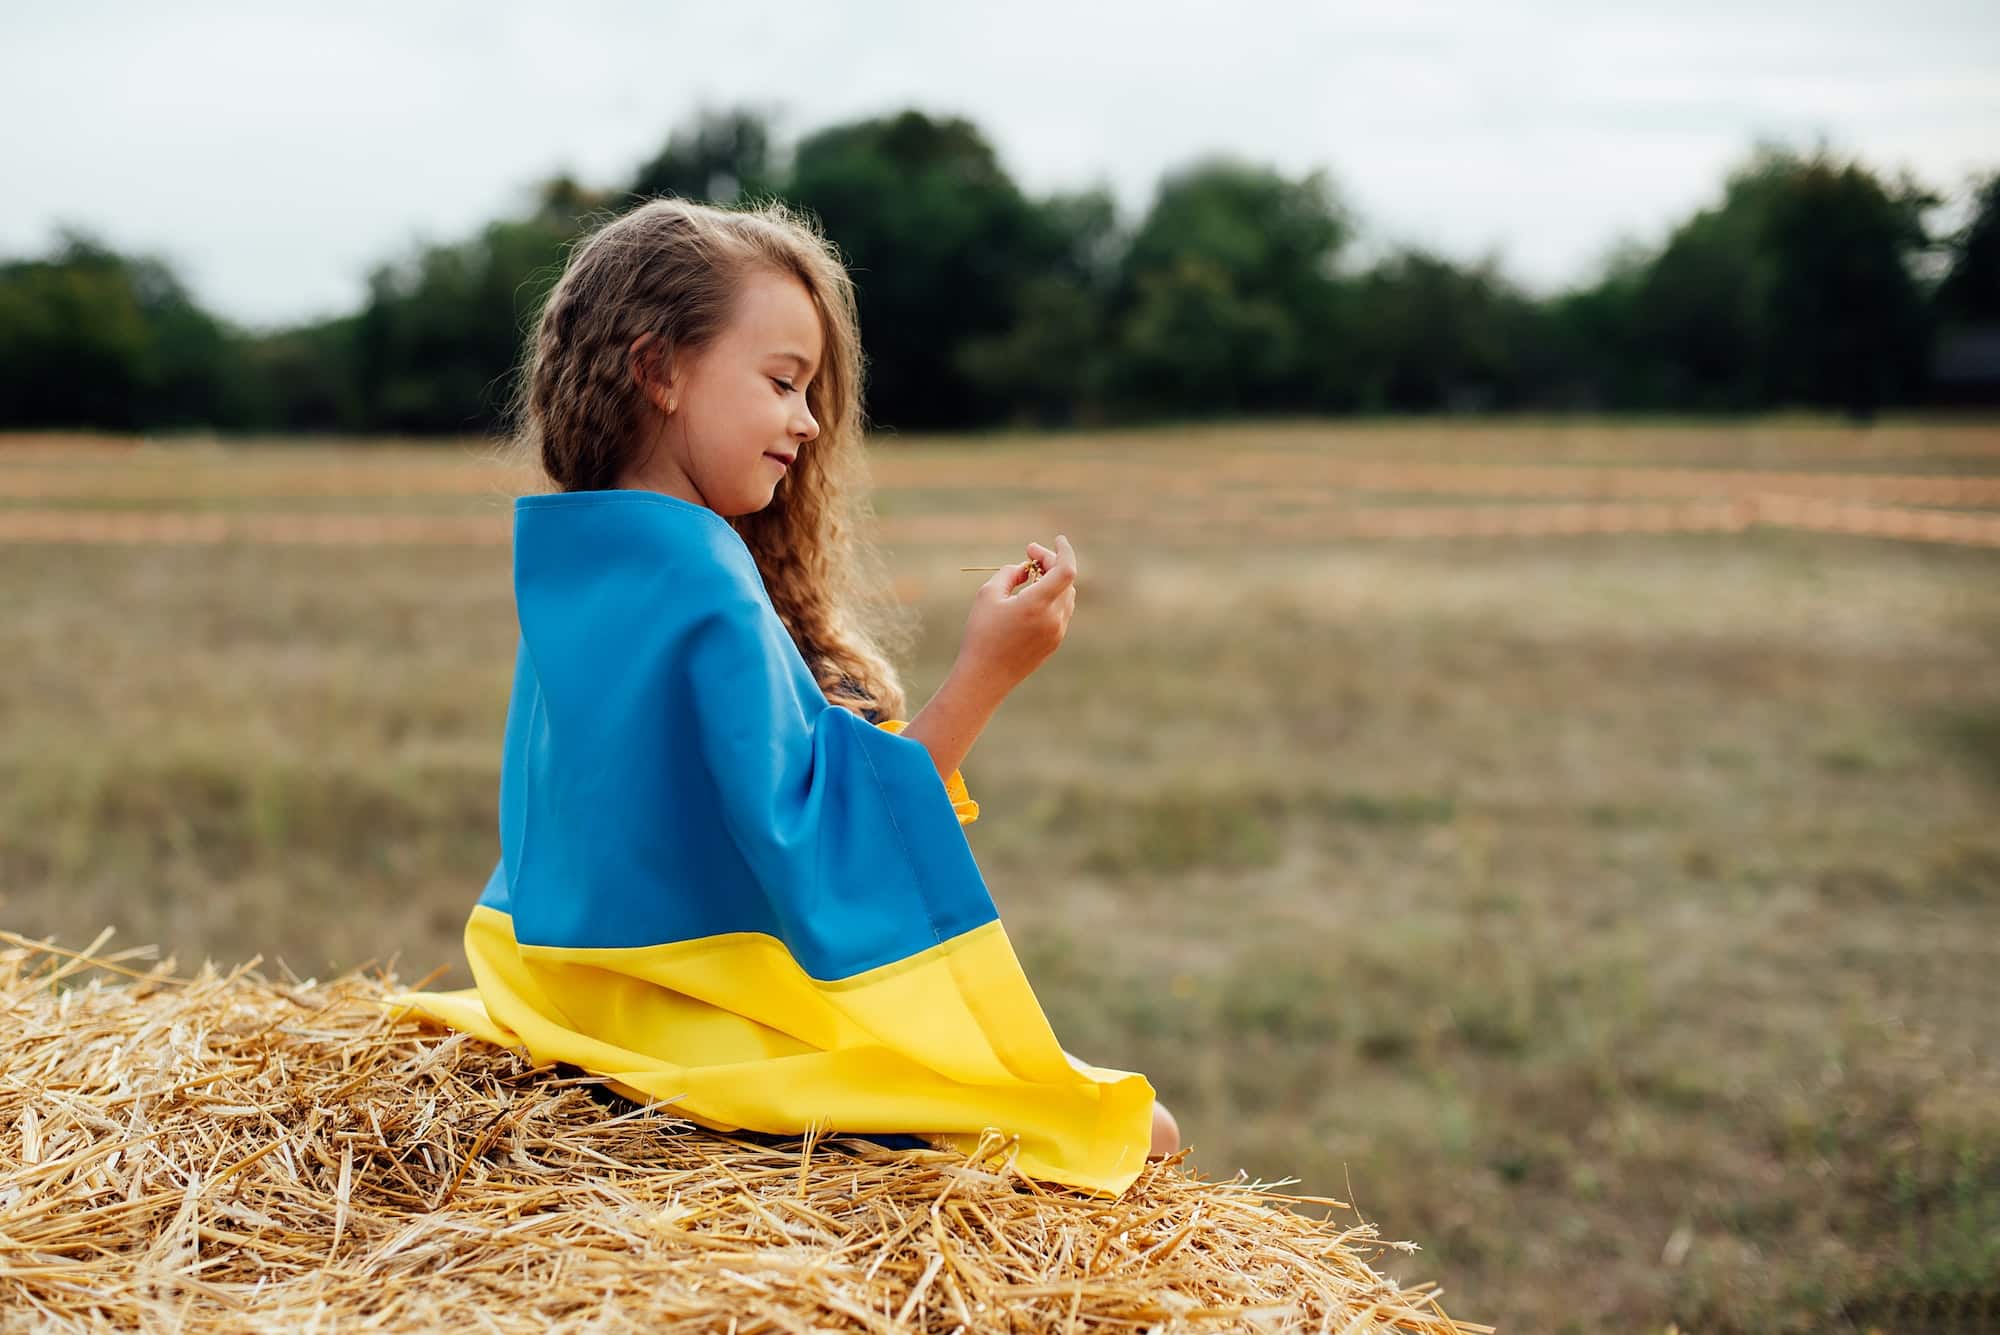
left=628, top=332, right=680, bottom=415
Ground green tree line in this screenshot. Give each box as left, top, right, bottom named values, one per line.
left=4, top=107, right=1997, bottom=435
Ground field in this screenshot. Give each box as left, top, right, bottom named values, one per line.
left=4, top=419, right=1998, bottom=1332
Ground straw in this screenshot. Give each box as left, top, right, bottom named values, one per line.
left=0, top=929, right=1484, bottom=1333
left=961, top=560, right=1047, bottom=595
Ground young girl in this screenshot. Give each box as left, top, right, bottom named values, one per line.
left=394, top=196, right=1177, bottom=1197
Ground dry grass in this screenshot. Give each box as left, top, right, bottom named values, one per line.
left=4, top=419, right=1999, bottom=1331
left=0, top=931, right=1475, bottom=1333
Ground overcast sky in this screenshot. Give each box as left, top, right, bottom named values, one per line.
left=5, top=0, right=1995, bottom=330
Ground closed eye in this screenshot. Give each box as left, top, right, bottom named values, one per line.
left=771, top=377, right=796, bottom=394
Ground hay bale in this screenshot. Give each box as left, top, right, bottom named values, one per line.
left=0, top=931, right=1482, bottom=1332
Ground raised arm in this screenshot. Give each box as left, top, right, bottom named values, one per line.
left=897, top=664, right=1007, bottom=783
left=899, top=535, right=1078, bottom=783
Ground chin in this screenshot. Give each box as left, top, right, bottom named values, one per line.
left=719, top=490, right=779, bottom=519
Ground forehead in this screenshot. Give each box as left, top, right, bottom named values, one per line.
left=725, top=268, right=822, bottom=360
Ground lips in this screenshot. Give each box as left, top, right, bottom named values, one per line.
left=765, top=452, right=795, bottom=467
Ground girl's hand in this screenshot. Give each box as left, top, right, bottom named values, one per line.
left=954, top=535, right=1078, bottom=696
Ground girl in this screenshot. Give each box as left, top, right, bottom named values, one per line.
left=395, top=196, right=1177, bottom=1197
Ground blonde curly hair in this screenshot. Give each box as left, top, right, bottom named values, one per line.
left=506, top=195, right=918, bottom=721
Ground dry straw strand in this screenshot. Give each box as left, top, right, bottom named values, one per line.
left=0, top=931, right=1485, bottom=1333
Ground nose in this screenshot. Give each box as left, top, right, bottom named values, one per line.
left=793, top=407, right=819, bottom=444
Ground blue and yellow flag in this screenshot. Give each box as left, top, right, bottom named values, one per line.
left=391, top=490, right=1156, bottom=1197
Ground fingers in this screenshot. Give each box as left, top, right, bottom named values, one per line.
left=1027, top=534, right=1076, bottom=599
left=1024, top=535, right=1075, bottom=572
left=987, top=536, right=1076, bottom=603
left=1001, top=559, right=1043, bottom=596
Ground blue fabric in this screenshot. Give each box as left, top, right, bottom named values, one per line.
left=476, top=490, right=997, bottom=981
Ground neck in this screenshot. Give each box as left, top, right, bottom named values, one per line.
left=615, top=435, right=708, bottom=509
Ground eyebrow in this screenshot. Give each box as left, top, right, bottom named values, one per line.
left=770, top=351, right=818, bottom=375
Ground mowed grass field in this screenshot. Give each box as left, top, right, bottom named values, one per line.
left=4, top=420, right=1998, bottom=1332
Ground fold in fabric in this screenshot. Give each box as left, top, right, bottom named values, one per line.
left=389, top=490, right=1154, bottom=1197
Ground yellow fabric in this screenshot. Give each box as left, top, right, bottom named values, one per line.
left=872, top=717, right=979, bottom=825
left=388, top=719, right=1154, bottom=1197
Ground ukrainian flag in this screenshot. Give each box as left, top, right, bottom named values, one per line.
left=392, top=490, right=1156, bottom=1197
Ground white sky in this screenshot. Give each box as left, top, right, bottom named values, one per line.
left=5, top=0, right=1995, bottom=331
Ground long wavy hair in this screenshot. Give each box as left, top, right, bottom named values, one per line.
left=506, top=196, right=917, bottom=721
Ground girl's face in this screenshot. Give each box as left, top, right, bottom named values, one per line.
left=625, top=266, right=823, bottom=516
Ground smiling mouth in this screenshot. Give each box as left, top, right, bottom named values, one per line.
left=765, top=453, right=795, bottom=467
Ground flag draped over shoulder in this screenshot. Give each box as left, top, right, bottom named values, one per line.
left=390, top=490, right=1156, bottom=1197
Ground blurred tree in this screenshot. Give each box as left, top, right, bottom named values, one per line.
left=1626, top=184, right=1775, bottom=411
left=1346, top=249, right=1552, bottom=412
left=234, top=315, right=364, bottom=432
left=953, top=187, right=1125, bottom=425
left=1544, top=243, right=1653, bottom=409
left=783, top=110, right=1060, bottom=429
left=532, top=174, right=615, bottom=229
left=1570, top=145, right=1938, bottom=417
left=628, top=106, right=782, bottom=204
left=350, top=198, right=589, bottom=433
left=0, top=229, right=233, bottom=430
left=0, top=122, right=1984, bottom=435
left=1123, top=159, right=1349, bottom=305
left=1935, top=171, right=2000, bottom=324
left=1757, top=150, right=1937, bottom=419
left=1109, top=157, right=1351, bottom=415
left=1117, top=257, right=1296, bottom=415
